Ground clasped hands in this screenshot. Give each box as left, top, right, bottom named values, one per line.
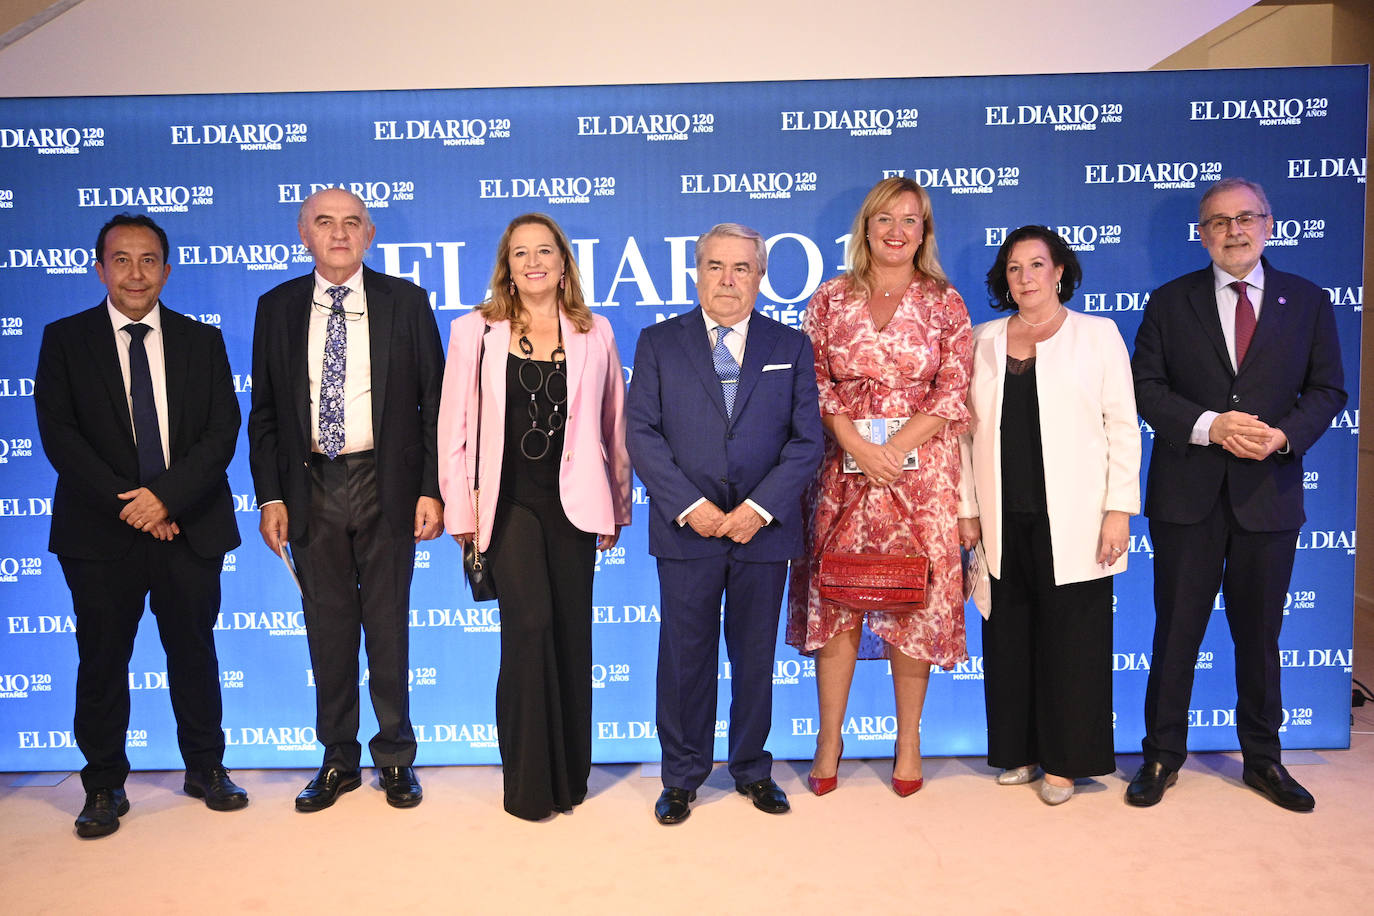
left=118, top=487, right=178, bottom=541
left=1209, top=411, right=1286, bottom=460
left=850, top=439, right=907, bottom=487
left=685, top=501, right=765, bottom=544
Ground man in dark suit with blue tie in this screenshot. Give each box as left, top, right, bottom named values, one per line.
left=35, top=214, right=246, bottom=837
left=1127, top=178, right=1346, bottom=811
left=627, top=223, right=824, bottom=824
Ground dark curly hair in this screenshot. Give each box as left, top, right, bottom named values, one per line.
left=985, top=225, right=1081, bottom=312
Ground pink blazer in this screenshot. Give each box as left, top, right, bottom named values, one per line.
left=438, top=309, right=632, bottom=551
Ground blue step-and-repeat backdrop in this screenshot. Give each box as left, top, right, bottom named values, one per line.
left=0, top=66, right=1364, bottom=770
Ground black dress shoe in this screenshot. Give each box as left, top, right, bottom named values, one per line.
left=1125, top=761, right=1178, bottom=807
left=75, top=787, right=129, bottom=838
left=736, top=777, right=790, bottom=814
left=1243, top=762, right=1315, bottom=812
left=295, top=765, right=362, bottom=812
left=654, top=787, right=696, bottom=824
left=378, top=766, right=423, bottom=808
left=184, top=765, right=249, bottom=811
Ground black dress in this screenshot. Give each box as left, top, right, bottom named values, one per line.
left=982, top=356, right=1115, bottom=779
left=487, top=353, right=598, bottom=819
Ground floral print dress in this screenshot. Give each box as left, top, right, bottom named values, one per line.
left=785, top=274, right=973, bottom=667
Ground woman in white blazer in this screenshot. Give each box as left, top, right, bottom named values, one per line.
left=957, top=226, right=1140, bottom=805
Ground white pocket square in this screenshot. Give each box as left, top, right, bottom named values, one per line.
left=762, top=363, right=792, bottom=371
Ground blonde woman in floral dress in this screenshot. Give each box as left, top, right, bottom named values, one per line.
left=786, top=177, right=972, bottom=797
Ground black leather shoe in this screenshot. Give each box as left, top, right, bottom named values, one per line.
left=1125, top=761, right=1178, bottom=807
left=1243, top=762, right=1315, bottom=812
left=736, top=777, right=790, bottom=814
left=379, top=766, right=423, bottom=808
left=75, top=787, right=129, bottom=838
left=654, top=787, right=696, bottom=824
left=184, top=765, right=249, bottom=811
left=295, top=765, right=362, bottom=812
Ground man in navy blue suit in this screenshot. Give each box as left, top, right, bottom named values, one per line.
left=627, top=223, right=823, bottom=824
left=1128, top=178, right=1346, bottom=811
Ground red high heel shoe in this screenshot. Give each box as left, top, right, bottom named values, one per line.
left=892, top=748, right=923, bottom=797
left=808, top=739, right=843, bottom=796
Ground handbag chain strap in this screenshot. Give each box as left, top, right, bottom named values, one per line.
left=471, top=325, right=489, bottom=567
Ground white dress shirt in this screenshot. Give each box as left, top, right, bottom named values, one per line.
left=107, top=299, right=171, bottom=470
left=307, top=268, right=375, bottom=454
left=677, top=312, right=772, bottom=526
left=1189, top=262, right=1266, bottom=446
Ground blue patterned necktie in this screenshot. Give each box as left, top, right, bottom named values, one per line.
left=319, top=285, right=349, bottom=459
left=712, top=325, right=739, bottom=420
left=123, top=322, right=166, bottom=484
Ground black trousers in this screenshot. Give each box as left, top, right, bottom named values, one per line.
left=487, top=493, right=597, bottom=820
left=292, top=452, right=416, bottom=772
left=983, top=511, right=1115, bottom=779
left=1143, top=489, right=1296, bottom=770
left=60, top=535, right=226, bottom=791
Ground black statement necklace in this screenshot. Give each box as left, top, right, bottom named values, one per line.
left=516, top=322, right=567, bottom=460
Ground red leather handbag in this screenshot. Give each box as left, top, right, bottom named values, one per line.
left=818, top=552, right=930, bottom=613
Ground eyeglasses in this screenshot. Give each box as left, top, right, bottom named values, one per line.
left=1201, top=212, right=1268, bottom=235
left=313, top=298, right=365, bottom=320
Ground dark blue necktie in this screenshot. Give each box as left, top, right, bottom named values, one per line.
left=123, top=323, right=166, bottom=484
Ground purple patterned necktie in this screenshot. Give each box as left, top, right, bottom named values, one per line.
left=319, top=285, right=349, bottom=459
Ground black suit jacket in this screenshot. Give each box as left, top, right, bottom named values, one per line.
left=247, top=266, right=444, bottom=540
left=1132, top=258, right=1346, bottom=531
left=35, top=302, right=241, bottom=560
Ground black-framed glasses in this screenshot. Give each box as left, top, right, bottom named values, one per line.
left=1201, top=212, right=1268, bottom=235
left=312, top=298, right=365, bottom=320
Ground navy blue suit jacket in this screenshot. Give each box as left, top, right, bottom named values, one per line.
left=626, top=307, right=823, bottom=561
left=1132, top=258, right=1346, bottom=532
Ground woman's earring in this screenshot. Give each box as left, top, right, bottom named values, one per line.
left=559, top=273, right=566, bottom=290
left=1055, top=280, right=1061, bottom=295
left=508, top=280, right=515, bottom=297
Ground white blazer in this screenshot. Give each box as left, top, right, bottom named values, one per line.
left=958, top=309, right=1141, bottom=585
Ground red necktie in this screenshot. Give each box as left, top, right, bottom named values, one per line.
left=1231, top=280, right=1256, bottom=367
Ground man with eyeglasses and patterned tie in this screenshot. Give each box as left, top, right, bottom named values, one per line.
left=1127, top=177, right=1346, bottom=812
left=35, top=213, right=246, bottom=837
left=248, top=188, right=445, bottom=812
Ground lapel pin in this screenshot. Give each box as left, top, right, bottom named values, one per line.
left=1278, top=297, right=1286, bottom=305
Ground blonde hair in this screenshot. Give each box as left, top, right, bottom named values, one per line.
left=845, top=177, right=947, bottom=301
left=480, top=213, right=593, bottom=333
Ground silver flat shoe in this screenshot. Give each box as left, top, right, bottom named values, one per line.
left=1039, top=779, right=1074, bottom=805
left=996, top=765, right=1037, bottom=785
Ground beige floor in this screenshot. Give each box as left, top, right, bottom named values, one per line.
left=5, top=617, right=1373, bottom=916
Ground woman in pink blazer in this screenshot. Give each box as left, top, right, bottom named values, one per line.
left=437, top=213, right=632, bottom=820
left=957, top=226, right=1140, bottom=806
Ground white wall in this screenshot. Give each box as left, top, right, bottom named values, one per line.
left=0, top=0, right=1257, bottom=96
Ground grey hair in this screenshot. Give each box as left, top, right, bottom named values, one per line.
left=694, top=223, right=767, bottom=274
left=1199, top=177, right=1272, bottom=221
